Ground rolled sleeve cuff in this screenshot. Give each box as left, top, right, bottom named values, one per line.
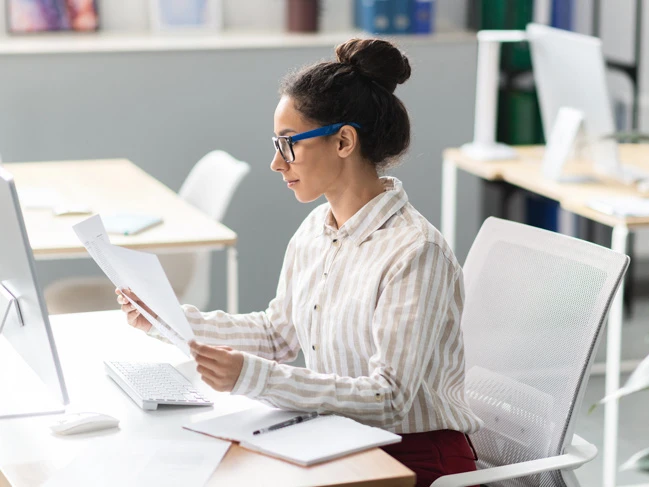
left=230, top=352, right=274, bottom=398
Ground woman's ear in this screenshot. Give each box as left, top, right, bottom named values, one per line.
left=336, top=125, right=359, bottom=159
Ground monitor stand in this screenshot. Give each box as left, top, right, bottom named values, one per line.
left=0, top=284, right=22, bottom=335
left=0, top=285, right=65, bottom=419
left=0, top=337, right=65, bottom=419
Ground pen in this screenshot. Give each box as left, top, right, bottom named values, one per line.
left=252, top=412, right=319, bottom=435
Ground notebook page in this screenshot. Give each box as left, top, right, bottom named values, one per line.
left=183, top=407, right=401, bottom=466
left=243, top=415, right=401, bottom=466
left=183, top=406, right=294, bottom=443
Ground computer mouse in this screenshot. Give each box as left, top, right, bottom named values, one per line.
left=50, top=412, right=120, bottom=436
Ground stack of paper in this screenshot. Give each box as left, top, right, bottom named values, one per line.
left=183, top=406, right=401, bottom=466
left=587, top=197, right=649, bottom=217
left=73, top=215, right=193, bottom=356
left=43, top=439, right=230, bottom=487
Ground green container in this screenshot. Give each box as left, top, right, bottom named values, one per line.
left=478, top=0, right=534, bottom=71
left=497, top=88, right=544, bottom=146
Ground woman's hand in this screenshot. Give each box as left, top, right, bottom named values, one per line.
left=190, top=341, right=244, bottom=393
left=115, top=288, right=156, bottom=333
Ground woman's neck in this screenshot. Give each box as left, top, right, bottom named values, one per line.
left=326, top=170, right=386, bottom=229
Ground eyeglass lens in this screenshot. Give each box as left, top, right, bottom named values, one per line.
left=275, top=137, right=294, bottom=163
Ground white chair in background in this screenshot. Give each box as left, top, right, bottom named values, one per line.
left=44, top=150, right=250, bottom=314
left=432, top=217, right=628, bottom=487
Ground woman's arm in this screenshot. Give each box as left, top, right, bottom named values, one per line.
left=225, top=240, right=461, bottom=429
left=148, top=236, right=301, bottom=363
left=186, top=235, right=301, bottom=363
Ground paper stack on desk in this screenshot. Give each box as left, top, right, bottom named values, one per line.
left=183, top=406, right=401, bottom=466
left=587, top=197, right=649, bottom=217
left=43, top=439, right=229, bottom=487
left=73, top=214, right=194, bottom=356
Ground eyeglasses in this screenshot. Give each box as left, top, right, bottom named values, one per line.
left=272, top=122, right=361, bottom=164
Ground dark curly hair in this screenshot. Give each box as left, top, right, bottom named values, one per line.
left=280, top=38, right=412, bottom=169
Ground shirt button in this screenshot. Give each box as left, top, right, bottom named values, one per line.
left=313, top=304, right=319, bottom=311
left=312, top=344, right=317, bottom=351
left=375, top=393, right=382, bottom=402
left=332, top=239, right=339, bottom=246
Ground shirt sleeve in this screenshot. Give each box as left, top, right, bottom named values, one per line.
left=179, top=236, right=301, bottom=364
left=229, top=240, right=461, bottom=429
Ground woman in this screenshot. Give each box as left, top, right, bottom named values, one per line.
left=118, top=38, right=481, bottom=486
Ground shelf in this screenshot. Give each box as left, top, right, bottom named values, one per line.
left=0, top=29, right=475, bottom=55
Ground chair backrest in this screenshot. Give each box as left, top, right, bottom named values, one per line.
left=462, top=218, right=628, bottom=486
left=159, top=150, right=250, bottom=309
left=179, top=150, right=251, bottom=221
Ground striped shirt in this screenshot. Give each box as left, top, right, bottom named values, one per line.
left=182, top=177, right=483, bottom=434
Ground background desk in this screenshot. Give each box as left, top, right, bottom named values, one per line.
left=441, top=144, right=649, bottom=487
left=4, top=160, right=239, bottom=314
left=0, top=311, right=415, bottom=487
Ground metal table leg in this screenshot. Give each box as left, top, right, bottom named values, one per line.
left=227, top=246, right=238, bottom=315
left=603, top=224, right=629, bottom=487
left=441, top=158, right=458, bottom=252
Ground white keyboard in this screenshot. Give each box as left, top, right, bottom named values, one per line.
left=105, top=361, right=213, bottom=411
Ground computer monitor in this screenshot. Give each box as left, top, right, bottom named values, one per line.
left=0, top=167, right=68, bottom=418
left=527, top=23, right=628, bottom=180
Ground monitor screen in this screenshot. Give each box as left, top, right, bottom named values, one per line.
left=0, top=167, right=68, bottom=418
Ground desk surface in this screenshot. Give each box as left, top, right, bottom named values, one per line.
left=444, top=144, right=649, bottom=228
left=0, top=311, right=414, bottom=487
left=4, top=160, right=237, bottom=258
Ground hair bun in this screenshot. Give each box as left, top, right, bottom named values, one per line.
left=335, top=38, right=411, bottom=93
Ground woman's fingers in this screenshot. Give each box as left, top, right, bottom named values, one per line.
left=190, top=342, right=230, bottom=360
left=127, top=309, right=141, bottom=326
left=196, top=363, right=220, bottom=382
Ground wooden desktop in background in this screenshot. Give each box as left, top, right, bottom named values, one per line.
left=444, top=144, right=649, bottom=228
left=5, top=158, right=240, bottom=313
left=5, top=159, right=237, bottom=259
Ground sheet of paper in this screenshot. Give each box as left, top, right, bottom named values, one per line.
left=43, top=439, right=230, bottom=487
left=16, top=187, right=63, bottom=209
left=73, top=215, right=194, bottom=355
left=588, top=197, right=649, bottom=217
left=105, top=244, right=194, bottom=342
left=73, top=215, right=124, bottom=287
left=599, top=352, right=649, bottom=404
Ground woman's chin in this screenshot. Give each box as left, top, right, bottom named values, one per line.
left=294, top=190, right=320, bottom=204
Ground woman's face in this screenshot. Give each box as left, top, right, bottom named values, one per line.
left=271, top=96, right=344, bottom=203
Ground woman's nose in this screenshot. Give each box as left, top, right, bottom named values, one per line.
left=270, top=149, right=288, bottom=172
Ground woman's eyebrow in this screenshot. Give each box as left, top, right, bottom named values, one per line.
left=278, top=129, right=296, bottom=136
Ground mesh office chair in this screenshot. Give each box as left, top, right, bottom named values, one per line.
left=432, top=217, right=629, bottom=487
left=44, top=150, right=250, bottom=313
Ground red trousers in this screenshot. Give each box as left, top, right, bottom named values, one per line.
left=381, top=429, right=478, bottom=487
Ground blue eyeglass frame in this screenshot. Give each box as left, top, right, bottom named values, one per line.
left=272, top=122, right=361, bottom=163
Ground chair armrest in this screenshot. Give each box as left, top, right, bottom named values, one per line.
left=430, top=435, right=597, bottom=487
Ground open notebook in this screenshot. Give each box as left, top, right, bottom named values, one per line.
left=183, top=407, right=401, bottom=466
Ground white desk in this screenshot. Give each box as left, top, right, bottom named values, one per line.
left=0, top=311, right=415, bottom=487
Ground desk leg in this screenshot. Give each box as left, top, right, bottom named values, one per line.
left=603, top=225, right=628, bottom=487
left=227, top=246, right=239, bottom=315
left=441, top=158, right=458, bottom=252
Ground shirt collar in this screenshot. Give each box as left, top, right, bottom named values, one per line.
left=321, top=177, right=408, bottom=245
